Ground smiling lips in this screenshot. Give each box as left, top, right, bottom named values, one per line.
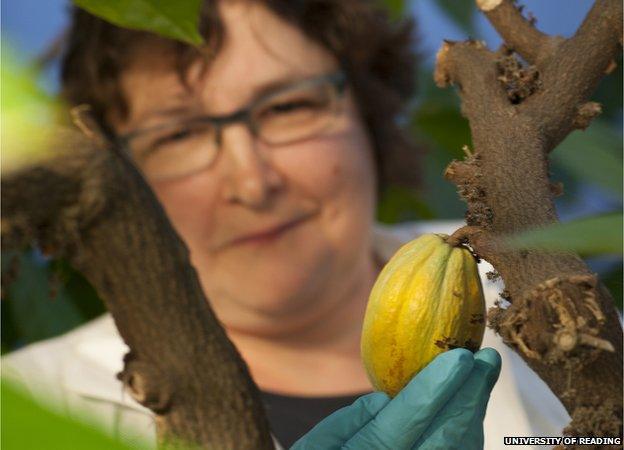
left=227, top=216, right=309, bottom=247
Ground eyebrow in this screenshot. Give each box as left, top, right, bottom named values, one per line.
left=143, top=105, right=196, bottom=120
left=133, top=70, right=334, bottom=129
left=245, top=72, right=311, bottom=101
left=132, top=100, right=198, bottom=127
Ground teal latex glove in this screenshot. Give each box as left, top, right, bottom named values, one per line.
left=290, top=347, right=501, bottom=450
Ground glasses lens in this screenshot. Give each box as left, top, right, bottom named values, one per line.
left=253, top=80, right=339, bottom=145
left=128, top=120, right=218, bottom=180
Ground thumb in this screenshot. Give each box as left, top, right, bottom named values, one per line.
left=290, top=392, right=390, bottom=449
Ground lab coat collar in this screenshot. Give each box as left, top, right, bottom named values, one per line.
left=68, top=315, right=149, bottom=413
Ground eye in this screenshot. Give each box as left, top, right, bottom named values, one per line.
left=263, top=99, right=321, bottom=116
left=157, top=128, right=195, bottom=145
left=148, top=126, right=204, bottom=151
left=137, top=127, right=200, bottom=160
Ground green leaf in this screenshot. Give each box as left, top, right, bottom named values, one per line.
left=592, top=55, right=623, bottom=123
left=508, top=213, right=623, bottom=256
left=1, top=380, right=144, bottom=450
left=2, top=251, right=106, bottom=352
left=411, top=75, right=470, bottom=218
left=49, top=258, right=106, bottom=320
left=2, top=251, right=84, bottom=346
left=72, top=0, right=204, bottom=45
left=551, top=120, right=623, bottom=198
left=1, top=41, right=59, bottom=171
left=377, top=185, right=436, bottom=223
left=434, top=0, right=476, bottom=36
left=380, top=0, right=406, bottom=19
left=420, top=145, right=467, bottom=219
left=413, top=105, right=470, bottom=154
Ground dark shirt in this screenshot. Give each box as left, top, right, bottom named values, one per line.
left=260, top=390, right=371, bottom=448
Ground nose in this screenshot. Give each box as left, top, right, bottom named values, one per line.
left=219, top=124, right=283, bottom=208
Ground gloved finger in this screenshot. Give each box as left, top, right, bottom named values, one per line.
left=343, top=348, right=475, bottom=450
left=290, top=392, right=390, bottom=450
left=453, top=348, right=502, bottom=450
left=410, top=347, right=502, bottom=450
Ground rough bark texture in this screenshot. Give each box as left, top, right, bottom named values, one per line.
left=1, top=132, right=274, bottom=449
left=438, top=0, right=622, bottom=447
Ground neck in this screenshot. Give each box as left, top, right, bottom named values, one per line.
left=224, top=252, right=379, bottom=396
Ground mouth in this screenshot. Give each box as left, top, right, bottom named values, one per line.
left=227, top=216, right=310, bottom=248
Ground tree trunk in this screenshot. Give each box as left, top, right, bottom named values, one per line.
left=1, top=133, right=275, bottom=449
left=437, top=0, right=622, bottom=446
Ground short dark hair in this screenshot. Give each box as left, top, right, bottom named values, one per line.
left=61, top=0, right=421, bottom=190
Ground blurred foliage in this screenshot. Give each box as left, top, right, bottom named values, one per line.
left=1, top=250, right=105, bottom=354
left=602, top=265, right=623, bottom=310
left=1, top=42, right=59, bottom=172
left=378, top=185, right=436, bottom=223
left=410, top=69, right=470, bottom=219
left=435, top=0, right=477, bottom=36
left=592, top=54, right=623, bottom=126
left=1, top=43, right=105, bottom=354
left=551, top=121, right=622, bottom=199
left=508, top=213, right=623, bottom=256
left=379, top=0, right=406, bottom=20
left=72, top=0, right=204, bottom=45
left=1, top=380, right=144, bottom=449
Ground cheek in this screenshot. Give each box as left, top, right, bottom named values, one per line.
left=275, top=122, right=378, bottom=251
left=323, top=132, right=377, bottom=243
left=277, top=129, right=376, bottom=205
left=150, top=175, right=219, bottom=247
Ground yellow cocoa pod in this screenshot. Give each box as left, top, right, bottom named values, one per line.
left=361, top=233, right=486, bottom=397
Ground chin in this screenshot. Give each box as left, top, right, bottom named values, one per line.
left=208, top=245, right=333, bottom=317
left=251, top=259, right=329, bottom=312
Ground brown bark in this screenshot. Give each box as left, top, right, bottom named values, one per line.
left=437, top=0, right=623, bottom=446
left=1, top=132, right=274, bottom=449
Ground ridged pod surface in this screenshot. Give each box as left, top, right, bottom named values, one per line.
left=361, top=233, right=486, bottom=397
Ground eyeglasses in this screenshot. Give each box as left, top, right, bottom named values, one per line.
left=118, top=71, right=347, bottom=181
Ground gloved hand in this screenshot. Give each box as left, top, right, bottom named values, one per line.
left=290, top=347, right=501, bottom=450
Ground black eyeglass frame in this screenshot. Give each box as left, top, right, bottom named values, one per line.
left=117, top=70, right=348, bottom=149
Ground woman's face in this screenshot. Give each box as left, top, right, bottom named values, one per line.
left=113, top=1, right=377, bottom=332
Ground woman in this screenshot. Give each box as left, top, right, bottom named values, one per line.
left=4, top=1, right=569, bottom=448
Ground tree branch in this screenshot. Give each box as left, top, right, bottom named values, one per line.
left=476, top=0, right=555, bottom=64
left=436, top=0, right=623, bottom=442
left=523, top=0, right=623, bottom=151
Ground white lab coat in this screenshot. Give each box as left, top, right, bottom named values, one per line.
left=2, top=221, right=570, bottom=449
